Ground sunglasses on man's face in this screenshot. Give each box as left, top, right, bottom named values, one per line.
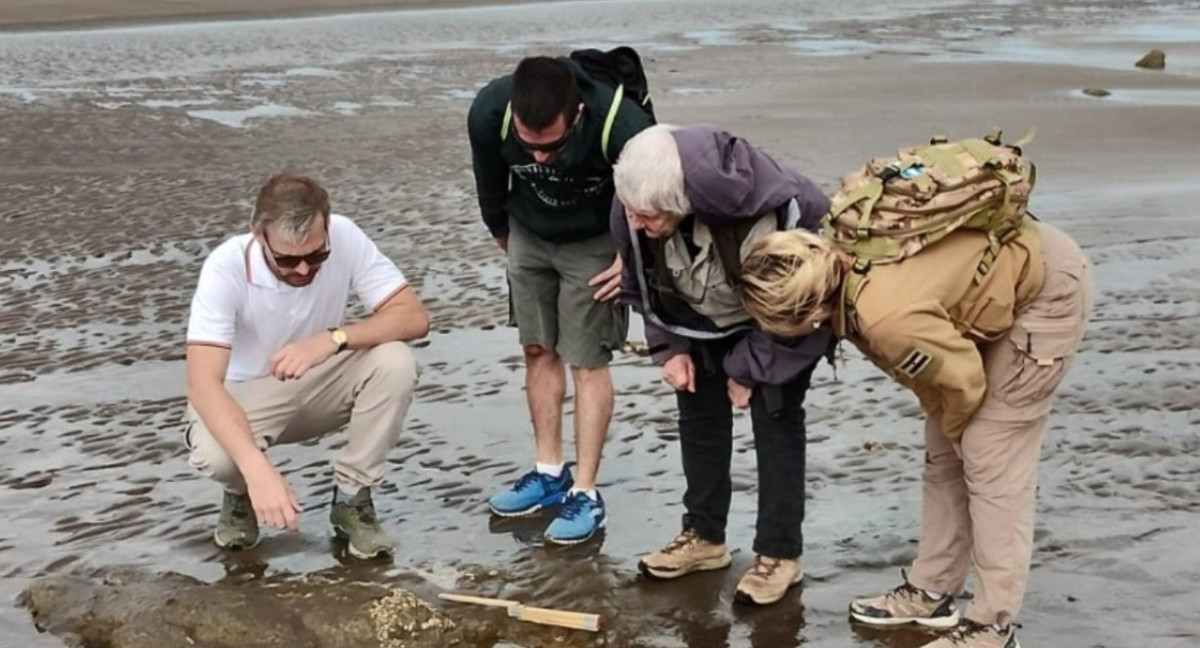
left=515, top=110, right=581, bottom=155
left=262, top=230, right=331, bottom=269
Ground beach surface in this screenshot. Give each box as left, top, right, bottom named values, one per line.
left=1, top=0, right=1199, bottom=647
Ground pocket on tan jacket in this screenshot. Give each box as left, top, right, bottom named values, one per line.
left=993, top=318, right=1082, bottom=408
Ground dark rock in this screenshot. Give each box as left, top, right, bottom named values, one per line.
left=18, top=568, right=462, bottom=648
left=1082, top=88, right=1112, bottom=97
left=1135, top=49, right=1166, bottom=70
left=18, top=567, right=608, bottom=648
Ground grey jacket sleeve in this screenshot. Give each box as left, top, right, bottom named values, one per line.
left=723, top=326, right=833, bottom=386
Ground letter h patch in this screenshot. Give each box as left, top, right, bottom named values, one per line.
left=894, top=346, right=934, bottom=380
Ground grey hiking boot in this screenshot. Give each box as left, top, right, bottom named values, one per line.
left=330, top=487, right=395, bottom=560
left=214, top=491, right=259, bottom=550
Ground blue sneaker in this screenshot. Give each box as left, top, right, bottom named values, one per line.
left=544, top=490, right=606, bottom=545
left=488, top=465, right=573, bottom=517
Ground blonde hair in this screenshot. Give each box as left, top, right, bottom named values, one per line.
left=612, top=124, right=692, bottom=217
left=740, top=230, right=847, bottom=337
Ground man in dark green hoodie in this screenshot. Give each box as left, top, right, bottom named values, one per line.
left=467, top=55, right=654, bottom=544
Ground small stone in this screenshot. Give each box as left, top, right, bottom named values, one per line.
left=1135, top=49, right=1166, bottom=70
left=1082, top=88, right=1111, bottom=97
left=862, top=440, right=883, bottom=452
left=1067, top=595, right=1078, bottom=602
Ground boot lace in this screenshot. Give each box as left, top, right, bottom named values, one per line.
left=944, top=620, right=1019, bottom=646
left=557, top=491, right=590, bottom=521
left=750, top=555, right=783, bottom=579
left=661, top=528, right=700, bottom=555
left=353, top=497, right=378, bottom=524
left=885, top=568, right=930, bottom=602
left=227, top=493, right=253, bottom=520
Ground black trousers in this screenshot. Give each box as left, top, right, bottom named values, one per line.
left=676, top=337, right=814, bottom=558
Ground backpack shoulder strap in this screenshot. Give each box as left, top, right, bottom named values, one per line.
left=500, top=101, right=513, bottom=141
left=840, top=258, right=872, bottom=337
left=712, top=217, right=759, bottom=287
left=601, top=84, right=625, bottom=163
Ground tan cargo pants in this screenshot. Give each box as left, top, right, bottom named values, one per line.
left=909, top=222, right=1094, bottom=626
left=185, top=341, right=419, bottom=497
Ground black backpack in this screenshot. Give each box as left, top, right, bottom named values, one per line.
left=568, top=46, right=657, bottom=124
left=501, top=46, right=656, bottom=162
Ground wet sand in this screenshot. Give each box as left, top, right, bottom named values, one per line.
left=2, top=0, right=1200, bottom=647
left=0, top=0, right=547, bottom=32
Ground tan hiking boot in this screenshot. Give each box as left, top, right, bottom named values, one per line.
left=214, top=491, right=259, bottom=550
left=330, top=488, right=395, bottom=560
left=734, top=555, right=803, bottom=605
left=637, top=528, right=732, bottom=579
left=849, top=569, right=960, bottom=629
left=922, top=620, right=1020, bottom=648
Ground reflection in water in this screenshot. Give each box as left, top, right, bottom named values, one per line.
left=850, top=620, right=942, bottom=648
left=734, top=586, right=806, bottom=648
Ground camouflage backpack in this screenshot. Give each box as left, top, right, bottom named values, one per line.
left=823, top=128, right=1037, bottom=269
left=822, top=129, right=1037, bottom=328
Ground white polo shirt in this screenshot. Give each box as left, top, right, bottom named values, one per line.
left=186, top=214, right=408, bottom=382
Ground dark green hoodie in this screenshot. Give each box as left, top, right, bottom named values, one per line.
left=467, top=57, right=654, bottom=243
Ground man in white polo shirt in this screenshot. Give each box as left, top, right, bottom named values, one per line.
left=184, top=174, right=429, bottom=559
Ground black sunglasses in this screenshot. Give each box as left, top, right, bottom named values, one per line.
left=262, top=230, right=331, bottom=268
left=515, top=109, right=581, bottom=155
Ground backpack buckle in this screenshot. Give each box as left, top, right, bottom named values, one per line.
left=852, top=258, right=872, bottom=274
left=995, top=224, right=1021, bottom=244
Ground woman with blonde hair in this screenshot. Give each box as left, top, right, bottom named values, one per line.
left=740, top=217, right=1093, bottom=647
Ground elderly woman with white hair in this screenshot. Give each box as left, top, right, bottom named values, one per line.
left=610, top=123, right=832, bottom=606
left=738, top=214, right=1092, bottom=647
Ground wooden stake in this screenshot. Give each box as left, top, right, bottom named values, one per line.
left=511, top=604, right=601, bottom=632
left=439, top=592, right=601, bottom=633
left=437, top=593, right=518, bottom=611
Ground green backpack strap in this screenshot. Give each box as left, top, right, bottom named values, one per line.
left=841, top=258, right=873, bottom=337
left=601, top=84, right=625, bottom=163
left=500, top=101, right=513, bottom=141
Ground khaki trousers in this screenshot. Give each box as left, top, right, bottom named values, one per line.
left=909, top=223, right=1094, bottom=626
left=185, top=342, right=419, bottom=497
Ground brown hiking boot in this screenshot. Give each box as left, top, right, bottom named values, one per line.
left=637, top=528, right=732, bottom=579
left=734, top=555, right=803, bottom=605
left=849, top=569, right=961, bottom=629
left=922, top=620, right=1020, bottom=648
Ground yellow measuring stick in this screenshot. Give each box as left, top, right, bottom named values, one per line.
left=438, top=593, right=601, bottom=633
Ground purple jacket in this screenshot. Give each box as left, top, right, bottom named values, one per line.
left=611, top=124, right=833, bottom=386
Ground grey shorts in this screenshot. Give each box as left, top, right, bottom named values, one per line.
left=507, top=218, right=629, bottom=368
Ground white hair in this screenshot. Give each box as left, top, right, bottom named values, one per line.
left=612, top=123, right=692, bottom=217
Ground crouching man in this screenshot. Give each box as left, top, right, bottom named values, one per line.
left=183, top=174, right=429, bottom=559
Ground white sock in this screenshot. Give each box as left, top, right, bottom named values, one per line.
left=568, top=487, right=597, bottom=500
left=924, top=589, right=944, bottom=599
left=535, top=462, right=564, bottom=478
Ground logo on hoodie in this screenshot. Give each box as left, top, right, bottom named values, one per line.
left=511, top=163, right=611, bottom=208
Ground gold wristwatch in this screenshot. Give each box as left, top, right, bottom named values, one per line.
left=328, top=327, right=348, bottom=354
